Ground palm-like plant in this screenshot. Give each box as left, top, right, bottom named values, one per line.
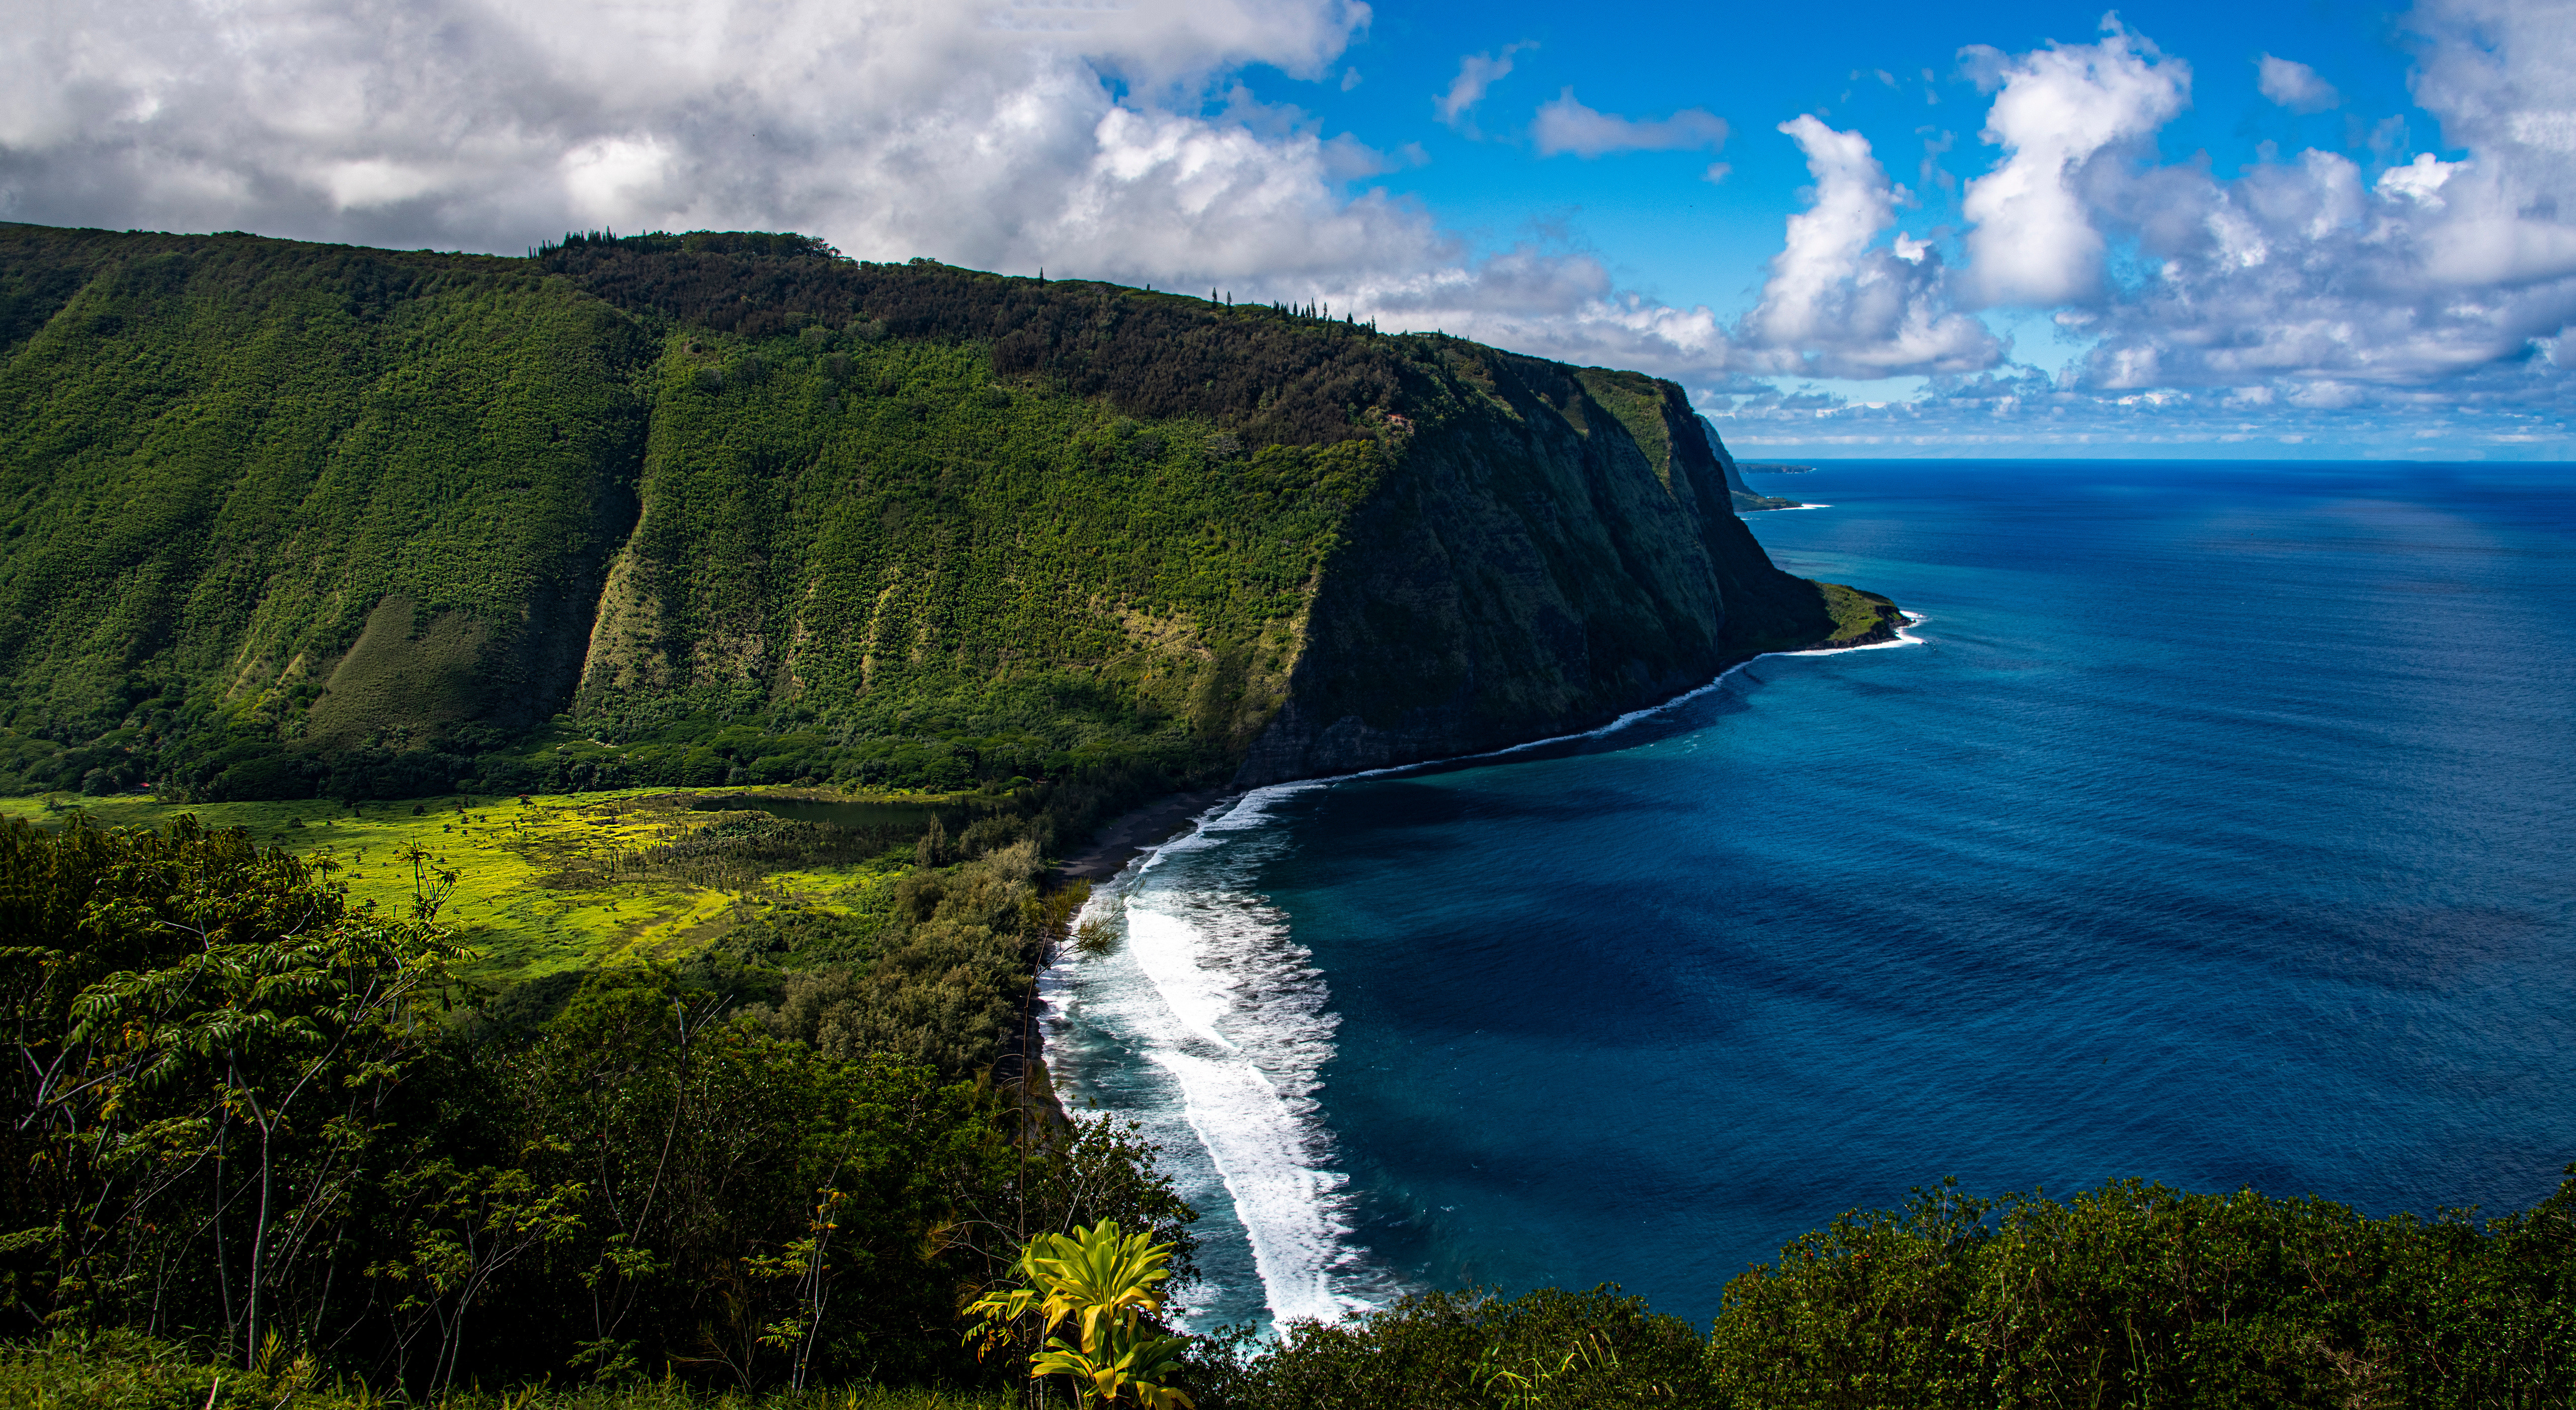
left=1030, top=1314, right=1196, bottom=1409
left=962, top=1219, right=1192, bottom=1407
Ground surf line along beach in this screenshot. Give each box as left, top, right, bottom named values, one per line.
left=1052, top=605, right=1927, bottom=885
left=1034, top=613, right=1928, bottom=1330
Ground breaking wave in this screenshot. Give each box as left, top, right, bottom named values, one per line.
left=1037, top=787, right=1376, bottom=1331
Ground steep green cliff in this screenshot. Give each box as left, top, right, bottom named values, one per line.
left=1236, top=360, right=1834, bottom=781
left=0, top=229, right=645, bottom=799
left=1699, top=413, right=1805, bottom=513
left=0, top=224, right=1872, bottom=804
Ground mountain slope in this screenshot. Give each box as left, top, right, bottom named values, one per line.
left=0, top=229, right=645, bottom=798
left=1236, top=358, right=1833, bottom=781
left=0, top=224, right=1874, bottom=805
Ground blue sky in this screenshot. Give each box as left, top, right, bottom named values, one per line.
left=6, top=0, right=2572, bottom=456
left=1251, top=1, right=2423, bottom=318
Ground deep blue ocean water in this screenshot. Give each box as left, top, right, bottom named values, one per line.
left=1040, top=459, right=2576, bottom=1333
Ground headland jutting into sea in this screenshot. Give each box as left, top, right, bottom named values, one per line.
left=3, top=222, right=2570, bottom=1403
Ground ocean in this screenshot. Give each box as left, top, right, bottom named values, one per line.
left=1036, top=458, right=2576, bottom=1333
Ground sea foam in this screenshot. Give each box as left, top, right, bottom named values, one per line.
left=1040, top=786, right=1371, bottom=1330
left=1038, top=618, right=1936, bottom=1328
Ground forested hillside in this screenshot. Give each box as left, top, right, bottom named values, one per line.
left=9, top=814, right=2568, bottom=1407
left=0, top=229, right=645, bottom=801
left=0, top=224, right=1865, bottom=807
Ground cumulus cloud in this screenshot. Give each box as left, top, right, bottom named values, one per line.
left=1957, top=19, right=2189, bottom=307
left=0, top=0, right=1399, bottom=289
left=0, top=0, right=1775, bottom=394
left=1531, top=90, right=1728, bottom=158
left=7, top=0, right=2576, bottom=450
left=1434, top=43, right=1532, bottom=133
left=2257, top=54, right=2342, bottom=112
left=2031, top=0, right=2576, bottom=403
left=2376, top=152, right=2460, bottom=207
left=1736, top=116, right=2000, bottom=377
left=0, top=0, right=1958, bottom=403
left=1703, top=0, right=2576, bottom=451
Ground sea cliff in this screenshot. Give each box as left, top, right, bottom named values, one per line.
left=0, top=224, right=1876, bottom=803
left=1235, top=359, right=1837, bottom=782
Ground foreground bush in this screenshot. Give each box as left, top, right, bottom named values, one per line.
left=0, top=1329, right=1015, bottom=1409
left=1705, top=1175, right=2576, bottom=1408
left=1190, top=1286, right=1717, bottom=1409
left=964, top=1219, right=1194, bottom=1408
left=0, top=816, right=1191, bottom=1396
left=1178, top=1172, right=2576, bottom=1410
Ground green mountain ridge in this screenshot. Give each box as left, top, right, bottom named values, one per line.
left=0, top=223, right=1871, bottom=805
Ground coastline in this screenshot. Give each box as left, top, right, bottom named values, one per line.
left=1054, top=787, right=1242, bottom=883
left=1032, top=608, right=1931, bottom=1327
left=1048, top=607, right=1926, bottom=887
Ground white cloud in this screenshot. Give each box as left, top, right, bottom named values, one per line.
left=1957, top=19, right=2189, bottom=307
left=560, top=139, right=679, bottom=227
left=323, top=158, right=449, bottom=212
left=1531, top=90, right=1727, bottom=158
left=2376, top=152, right=2459, bottom=207
left=1434, top=44, right=1532, bottom=133
left=2257, top=55, right=2341, bottom=113
left=0, top=0, right=1382, bottom=281
left=2034, top=1, right=2576, bottom=398
left=0, top=0, right=1776, bottom=395
left=7, top=0, right=2576, bottom=450
left=1736, top=116, right=2000, bottom=377
left=1711, top=1, right=2576, bottom=449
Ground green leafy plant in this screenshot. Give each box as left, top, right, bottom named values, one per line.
left=1028, top=1314, right=1195, bottom=1410
left=963, top=1219, right=1192, bottom=1407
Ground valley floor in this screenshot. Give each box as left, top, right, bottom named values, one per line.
left=0, top=786, right=954, bottom=986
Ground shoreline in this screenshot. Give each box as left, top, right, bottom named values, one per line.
left=1033, top=610, right=1930, bottom=1325
left=1054, top=786, right=1242, bottom=883
left=1047, top=606, right=1929, bottom=896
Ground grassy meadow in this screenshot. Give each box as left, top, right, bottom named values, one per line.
left=0, top=1331, right=1018, bottom=1410
left=0, top=785, right=952, bottom=985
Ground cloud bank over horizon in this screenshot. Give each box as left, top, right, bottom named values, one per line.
left=4, top=0, right=2574, bottom=453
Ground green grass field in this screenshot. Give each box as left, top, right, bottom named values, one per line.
left=1, top=1331, right=1017, bottom=1410
left=0, top=785, right=945, bottom=985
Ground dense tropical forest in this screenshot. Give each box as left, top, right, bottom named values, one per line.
left=0, top=223, right=1863, bottom=810
left=7, top=223, right=2567, bottom=1406
left=5, top=814, right=2570, bottom=1409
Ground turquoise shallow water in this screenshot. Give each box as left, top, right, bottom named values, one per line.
left=1040, top=460, right=2576, bottom=1332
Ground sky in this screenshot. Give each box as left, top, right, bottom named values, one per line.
left=6, top=0, right=2575, bottom=456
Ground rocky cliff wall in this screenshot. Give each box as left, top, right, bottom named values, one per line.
left=1235, top=352, right=1831, bottom=784
left=0, top=225, right=1857, bottom=802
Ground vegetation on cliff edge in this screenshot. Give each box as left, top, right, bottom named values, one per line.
left=5, top=810, right=2570, bottom=1407
left=2, top=223, right=1857, bottom=813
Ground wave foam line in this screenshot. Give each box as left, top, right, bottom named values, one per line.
left=1785, top=608, right=1930, bottom=655
left=1093, top=607, right=1933, bottom=887
left=1041, top=606, right=1933, bottom=1328
left=1282, top=607, right=1937, bottom=788
left=1048, top=809, right=1366, bottom=1330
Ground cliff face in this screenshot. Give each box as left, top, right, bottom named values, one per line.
left=1702, top=413, right=1804, bottom=514
left=1234, top=357, right=1829, bottom=783
left=0, top=227, right=647, bottom=797
left=0, top=225, right=1852, bottom=802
